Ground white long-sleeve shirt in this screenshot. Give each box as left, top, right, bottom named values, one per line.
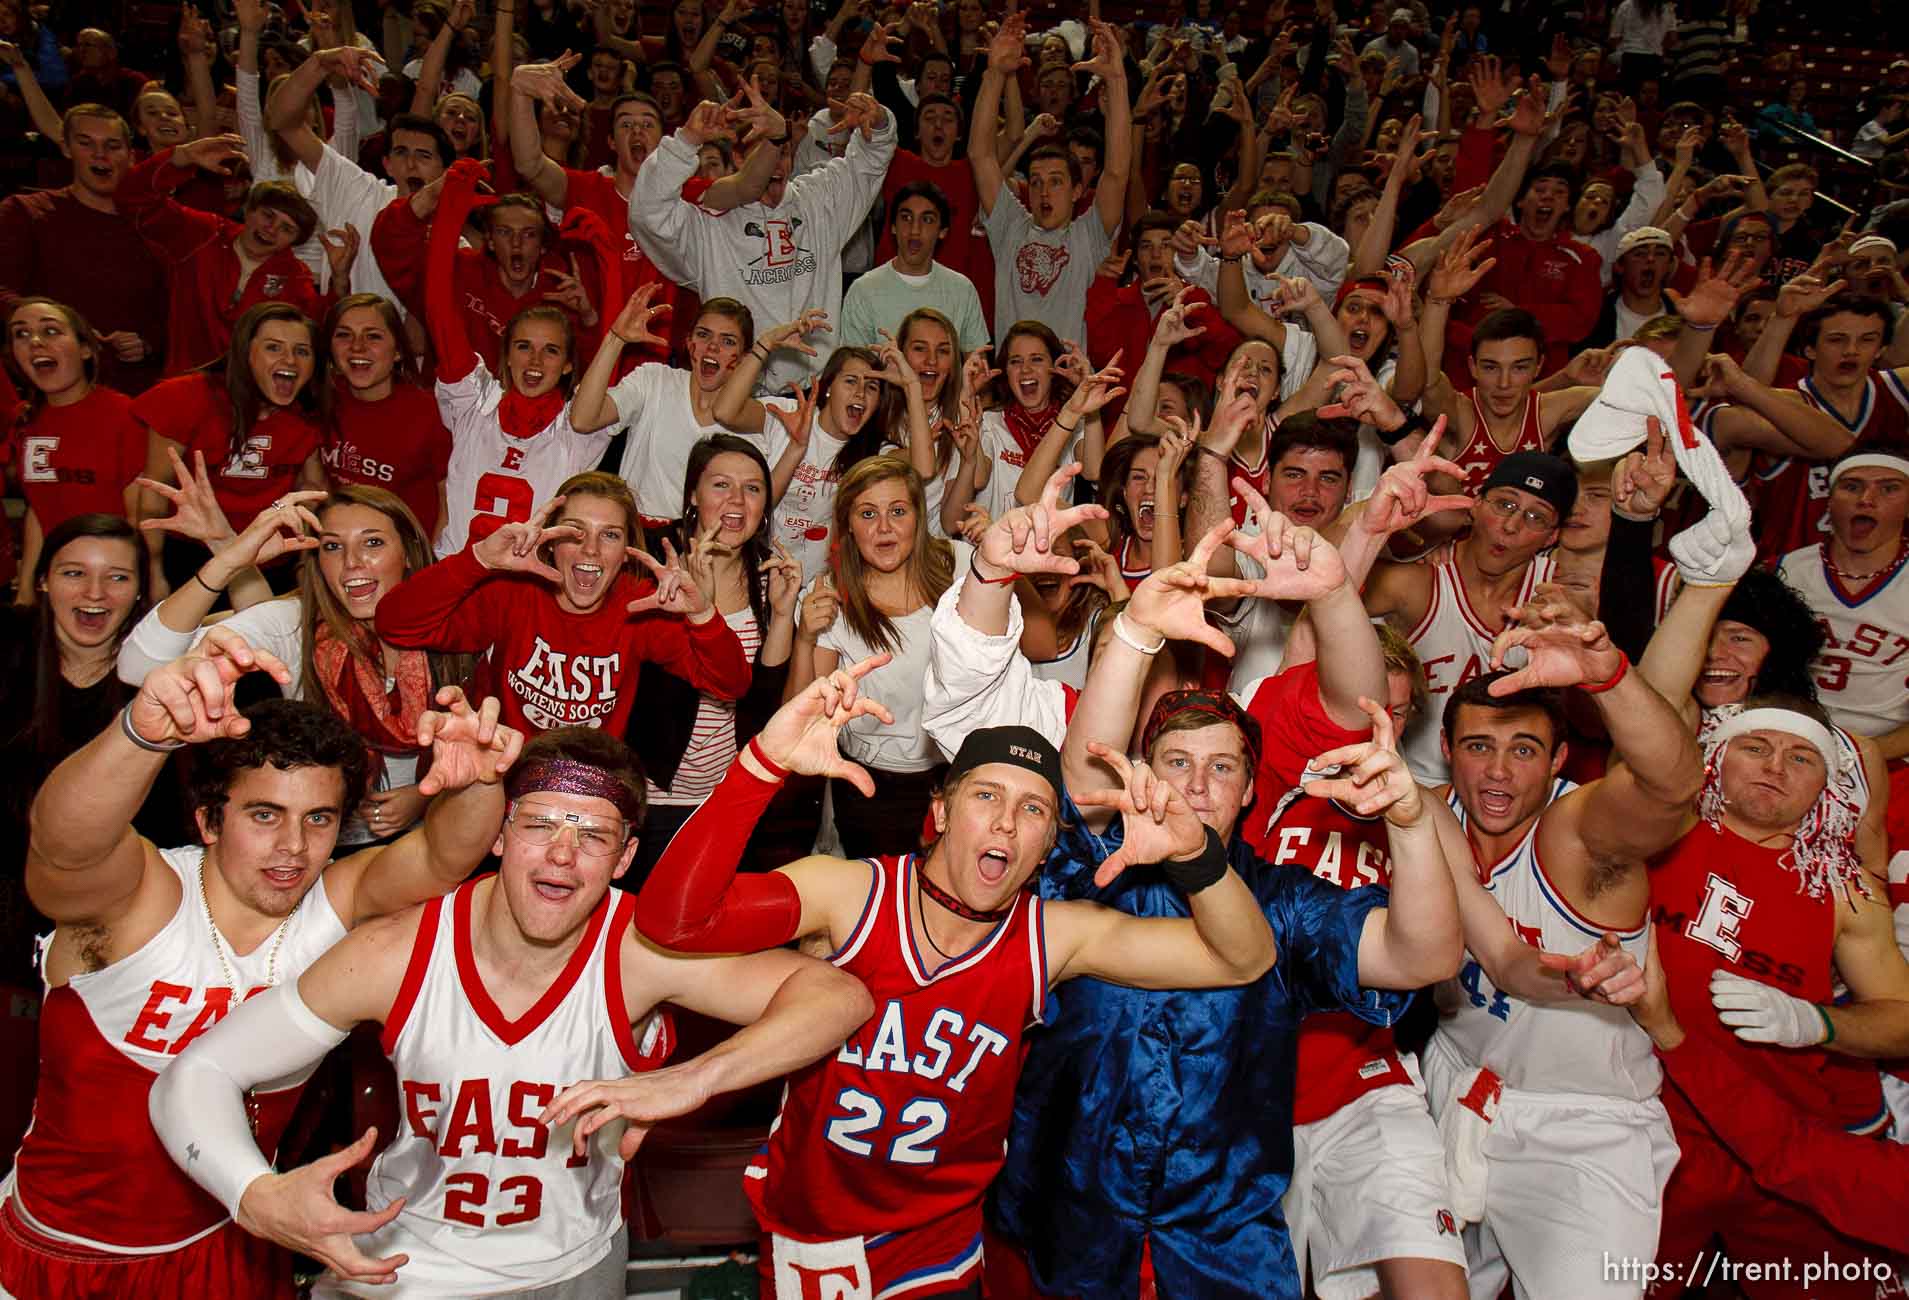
left=1175, top=222, right=1351, bottom=308
left=921, top=574, right=1069, bottom=760
left=1584, top=161, right=1669, bottom=285
left=629, top=116, right=898, bottom=394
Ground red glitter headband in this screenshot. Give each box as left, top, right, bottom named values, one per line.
left=506, top=757, right=643, bottom=823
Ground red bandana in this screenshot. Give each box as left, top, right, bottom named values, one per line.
left=498, top=388, right=566, bottom=440
left=1002, top=400, right=1062, bottom=458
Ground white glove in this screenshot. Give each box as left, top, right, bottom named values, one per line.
left=1669, top=506, right=1756, bottom=588
left=1709, top=970, right=1830, bottom=1048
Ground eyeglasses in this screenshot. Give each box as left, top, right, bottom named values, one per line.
left=507, top=808, right=629, bottom=857
left=1481, top=493, right=1558, bottom=532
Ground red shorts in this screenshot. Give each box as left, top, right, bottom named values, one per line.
left=1652, top=1102, right=1905, bottom=1300
left=757, top=1209, right=983, bottom=1299
left=0, top=1195, right=293, bottom=1300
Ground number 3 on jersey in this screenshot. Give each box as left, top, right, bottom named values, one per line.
left=469, top=472, right=536, bottom=543
left=824, top=1089, right=949, bottom=1165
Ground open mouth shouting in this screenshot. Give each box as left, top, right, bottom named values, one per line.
left=976, top=845, right=1013, bottom=886
left=1474, top=786, right=1517, bottom=820
left=718, top=508, right=748, bottom=537
left=1017, top=377, right=1042, bottom=403
left=844, top=399, right=869, bottom=430
left=522, top=365, right=549, bottom=390
left=340, top=577, right=381, bottom=609
left=569, top=561, right=607, bottom=596
left=28, top=354, right=58, bottom=376
left=71, top=604, right=113, bottom=635
left=696, top=355, right=726, bottom=385
left=1135, top=498, right=1156, bottom=538
left=268, top=366, right=302, bottom=402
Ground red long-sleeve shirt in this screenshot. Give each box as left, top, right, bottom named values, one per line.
left=1450, top=217, right=1603, bottom=374
left=118, top=148, right=331, bottom=376
left=370, top=186, right=600, bottom=376
left=1085, top=279, right=1243, bottom=431
left=373, top=546, right=751, bottom=736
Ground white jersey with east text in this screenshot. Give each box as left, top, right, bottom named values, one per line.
left=1435, top=779, right=1660, bottom=1102
left=1778, top=542, right=1909, bottom=739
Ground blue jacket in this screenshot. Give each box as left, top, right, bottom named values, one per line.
left=990, top=798, right=1407, bottom=1300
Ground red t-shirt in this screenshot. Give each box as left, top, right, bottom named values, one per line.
left=132, top=373, right=323, bottom=524
left=1239, top=662, right=1371, bottom=858
left=562, top=166, right=703, bottom=367
left=17, top=386, right=147, bottom=530
left=322, top=381, right=454, bottom=537
left=372, top=547, right=752, bottom=736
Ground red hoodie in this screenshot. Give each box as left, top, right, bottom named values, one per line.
left=1084, top=278, right=1243, bottom=430
left=373, top=546, right=751, bottom=735
left=118, top=148, right=331, bottom=376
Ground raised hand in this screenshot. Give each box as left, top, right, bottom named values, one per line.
left=1506, top=77, right=1547, bottom=136
left=539, top=1058, right=719, bottom=1162
left=764, top=542, right=802, bottom=616
left=625, top=539, right=714, bottom=619
left=1066, top=537, right=1128, bottom=597
left=1360, top=419, right=1472, bottom=536
left=975, top=463, right=1111, bottom=579
left=225, top=490, right=330, bottom=570
left=987, top=13, right=1029, bottom=75
left=861, top=20, right=904, bottom=64
left=175, top=133, right=249, bottom=174
left=1317, top=353, right=1406, bottom=427
left=1432, top=183, right=1485, bottom=233
left=1150, top=286, right=1209, bottom=349
left=318, top=224, right=360, bottom=284
left=1560, top=344, right=1619, bottom=388
left=471, top=496, right=582, bottom=583
left=1774, top=271, right=1847, bottom=320
left=962, top=344, right=1000, bottom=401
left=1612, top=415, right=1677, bottom=517
left=1486, top=607, right=1623, bottom=694
left=873, top=328, right=922, bottom=394
left=1467, top=53, right=1514, bottom=119
left=414, top=687, right=525, bottom=794
left=1665, top=252, right=1762, bottom=330
left=728, top=73, right=787, bottom=148
left=1536, top=931, right=1647, bottom=1005
left=608, top=283, right=672, bottom=350
left=760, top=308, right=832, bottom=358
left=798, top=573, right=839, bottom=638
left=1073, top=742, right=1210, bottom=887
left=1063, top=350, right=1126, bottom=418
left=1426, top=224, right=1495, bottom=302
left=767, top=380, right=819, bottom=446
left=129, top=626, right=296, bottom=747
left=1229, top=479, right=1349, bottom=602
left=826, top=91, right=888, bottom=140
left=137, top=447, right=248, bottom=547
left=1300, top=694, right=1419, bottom=824
left=315, top=45, right=383, bottom=96
left=541, top=255, right=597, bottom=327
left=681, top=99, right=731, bottom=146
left=1217, top=207, right=1255, bottom=260
left=514, top=55, right=590, bottom=111
left=749, top=653, right=898, bottom=792
left=1124, top=520, right=1257, bottom=655
left=236, top=1127, right=407, bottom=1287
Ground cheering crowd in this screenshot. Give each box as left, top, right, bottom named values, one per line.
left=4, top=0, right=1909, bottom=1296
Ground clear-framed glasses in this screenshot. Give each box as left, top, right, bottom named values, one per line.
left=1481, top=493, right=1558, bottom=532
left=507, top=806, right=629, bottom=858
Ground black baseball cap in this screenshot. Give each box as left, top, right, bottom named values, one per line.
left=945, top=726, right=1064, bottom=802
left=1481, top=451, right=1577, bottom=522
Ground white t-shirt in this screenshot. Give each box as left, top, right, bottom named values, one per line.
left=298, top=143, right=402, bottom=304
left=983, top=190, right=1112, bottom=348
left=810, top=541, right=973, bottom=773
left=975, top=408, right=1080, bottom=530
left=759, top=401, right=851, bottom=584
left=609, top=364, right=769, bottom=521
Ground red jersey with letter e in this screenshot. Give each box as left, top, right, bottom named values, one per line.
left=1263, top=788, right=1413, bottom=1123
left=748, top=854, right=1047, bottom=1300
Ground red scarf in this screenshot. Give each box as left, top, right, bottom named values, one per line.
left=498, top=388, right=566, bottom=440
left=311, top=624, right=434, bottom=780
left=1003, top=400, right=1062, bottom=458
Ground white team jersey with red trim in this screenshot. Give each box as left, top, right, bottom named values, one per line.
left=1778, top=543, right=1909, bottom=740
left=1399, top=550, right=1556, bottom=784
left=1752, top=372, right=1909, bottom=562
left=746, top=854, right=1047, bottom=1247
left=434, top=367, right=614, bottom=557
left=1435, top=780, right=1661, bottom=1101
left=5, top=846, right=346, bottom=1253
left=1454, top=390, right=1547, bottom=493
left=340, top=879, right=671, bottom=1297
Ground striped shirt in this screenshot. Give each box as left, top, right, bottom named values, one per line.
left=647, top=606, right=763, bottom=807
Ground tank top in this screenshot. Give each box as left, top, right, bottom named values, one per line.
left=341, top=878, right=672, bottom=1296
left=1436, top=780, right=1661, bottom=1101
left=747, top=854, right=1047, bottom=1243
left=8, top=846, right=346, bottom=1252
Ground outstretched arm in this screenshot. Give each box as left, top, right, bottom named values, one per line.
left=967, top=16, right=1027, bottom=216
left=508, top=57, right=588, bottom=208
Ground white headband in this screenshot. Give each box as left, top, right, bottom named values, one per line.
left=1828, top=453, right=1909, bottom=490
left=1707, top=708, right=1842, bottom=776
left=1848, top=235, right=1898, bottom=258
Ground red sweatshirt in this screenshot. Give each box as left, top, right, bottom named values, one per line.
left=1084, top=279, right=1243, bottom=431
left=373, top=546, right=751, bottom=735
left=560, top=166, right=689, bottom=368
left=118, top=148, right=332, bottom=376
left=371, top=189, right=600, bottom=374
left=17, top=386, right=147, bottom=530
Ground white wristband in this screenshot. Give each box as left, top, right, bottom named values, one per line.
left=149, top=981, right=351, bottom=1217
left=1112, top=611, right=1167, bottom=656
